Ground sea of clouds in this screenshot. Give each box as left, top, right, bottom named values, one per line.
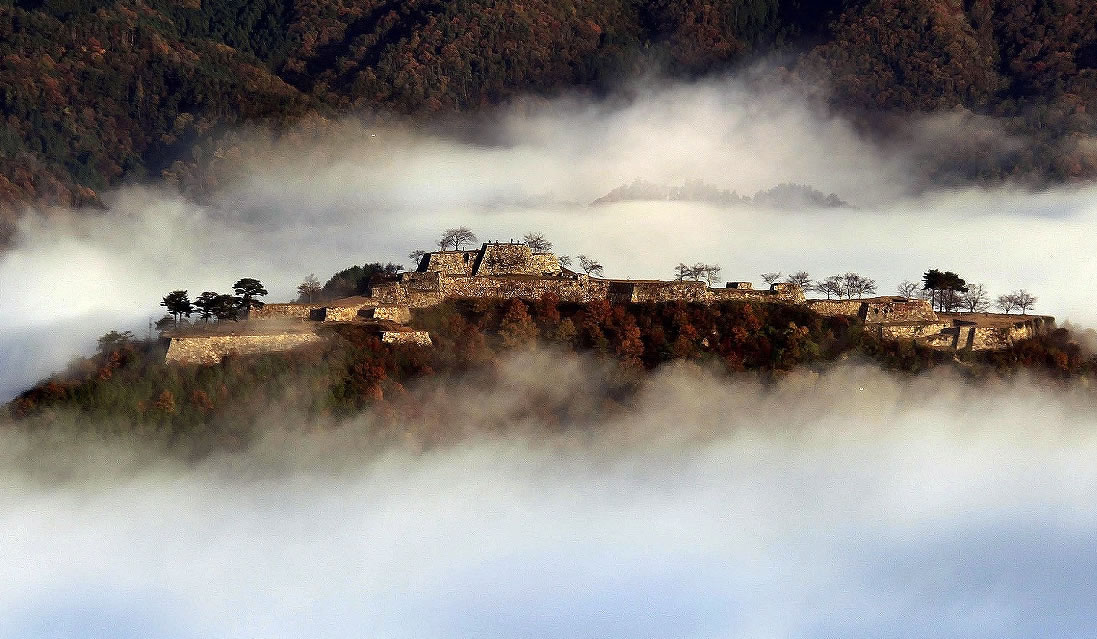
left=1, top=358, right=1096, bottom=638
left=3, top=71, right=1097, bottom=636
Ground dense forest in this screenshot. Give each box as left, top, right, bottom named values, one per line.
left=2, top=0, right=1097, bottom=230
left=7, top=296, right=1094, bottom=457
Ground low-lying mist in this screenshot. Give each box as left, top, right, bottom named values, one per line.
left=2, top=355, right=1096, bottom=638
left=2, top=75, right=1097, bottom=399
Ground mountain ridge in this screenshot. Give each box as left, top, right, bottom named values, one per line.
left=2, top=0, right=1097, bottom=228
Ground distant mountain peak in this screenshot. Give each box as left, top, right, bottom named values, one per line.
left=591, top=179, right=851, bottom=209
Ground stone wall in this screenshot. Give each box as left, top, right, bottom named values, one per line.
left=406, top=289, right=445, bottom=308
left=528, top=253, right=562, bottom=276
left=440, top=274, right=609, bottom=303
left=862, top=298, right=937, bottom=323
left=319, top=305, right=367, bottom=322
left=807, top=299, right=866, bottom=317
left=875, top=322, right=953, bottom=341
left=251, top=303, right=323, bottom=320
left=895, top=316, right=1055, bottom=351
left=968, top=316, right=1054, bottom=351
left=473, top=243, right=541, bottom=276
left=369, top=282, right=410, bottom=306
left=401, top=271, right=442, bottom=290
left=609, top=280, right=710, bottom=303
left=381, top=330, right=433, bottom=346
left=807, top=297, right=935, bottom=322
left=725, top=282, right=754, bottom=290
left=361, top=305, right=412, bottom=323
left=165, top=333, right=322, bottom=365
left=710, top=284, right=805, bottom=304
left=419, top=251, right=477, bottom=275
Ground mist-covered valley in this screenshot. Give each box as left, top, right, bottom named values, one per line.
left=5, top=3, right=1097, bottom=636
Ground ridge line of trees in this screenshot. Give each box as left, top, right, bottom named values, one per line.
left=159, top=278, right=268, bottom=330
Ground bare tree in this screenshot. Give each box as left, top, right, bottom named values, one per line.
left=786, top=271, right=812, bottom=289
left=558, top=255, right=573, bottom=267
left=896, top=280, right=920, bottom=298
left=842, top=272, right=877, bottom=299
left=297, top=274, right=322, bottom=303
left=961, top=283, right=989, bottom=313
left=523, top=232, right=552, bottom=252
left=815, top=275, right=845, bottom=300
left=701, top=264, right=722, bottom=286
left=438, top=227, right=478, bottom=251
left=674, top=262, right=722, bottom=285
left=942, top=291, right=965, bottom=312
left=995, top=293, right=1019, bottom=314
left=1014, top=290, right=1037, bottom=314
left=761, top=272, right=783, bottom=286
left=577, top=254, right=604, bottom=277
left=408, top=250, right=427, bottom=269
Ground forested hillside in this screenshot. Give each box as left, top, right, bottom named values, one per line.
left=8, top=297, right=1092, bottom=456
left=3, top=0, right=1097, bottom=224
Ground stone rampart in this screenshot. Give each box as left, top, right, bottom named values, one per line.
left=967, top=316, right=1054, bottom=351
left=609, top=280, right=710, bottom=303
left=439, top=274, right=608, bottom=303
left=528, top=253, right=562, bottom=275
left=473, top=243, right=538, bottom=276
left=381, top=330, right=433, bottom=346
left=808, top=297, right=936, bottom=322
left=419, top=251, right=477, bottom=275
left=401, top=271, right=442, bottom=290
left=808, top=299, right=864, bottom=316
left=898, top=315, right=1055, bottom=351
left=251, top=303, right=323, bottom=320
left=165, top=333, right=322, bottom=365
left=863, top=298, right=937, bottom=323
left=875, top=322, right=953, bottom=341
left=319, top=305, right=367, bottom=322
left=361, top=305, right=412, bottom=323
left=369, top=282, right=410, bottom=306
left=710, top=284, right=805, bottom=304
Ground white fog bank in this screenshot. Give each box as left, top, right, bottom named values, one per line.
left=1, top=362, right=1096, bottom=638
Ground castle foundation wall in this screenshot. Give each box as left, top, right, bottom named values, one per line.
left=166, top=333, right=322, bottom=365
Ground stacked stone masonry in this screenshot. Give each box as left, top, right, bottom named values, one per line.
left=362, top=305, right=413, bottom=324
left=381, top=331, right=433, bottom=346
left=165, top=333, right=324, bottom=365
left=171, top=244, right=1052, bottom=363
left=251, top=303, right=325, bottom=320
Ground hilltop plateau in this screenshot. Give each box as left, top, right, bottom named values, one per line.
left=7, top=239, right=1093, bottom=458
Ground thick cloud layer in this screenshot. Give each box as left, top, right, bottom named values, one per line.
left=2, top=76, right=1096, bottom=399
left=1, top=360, right=1096, bottom=638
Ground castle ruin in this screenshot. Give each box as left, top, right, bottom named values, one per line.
left=166, top=242, right=1052, bottom=364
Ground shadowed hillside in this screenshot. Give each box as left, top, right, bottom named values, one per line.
left=3, top=0, right=1097, bottom=225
